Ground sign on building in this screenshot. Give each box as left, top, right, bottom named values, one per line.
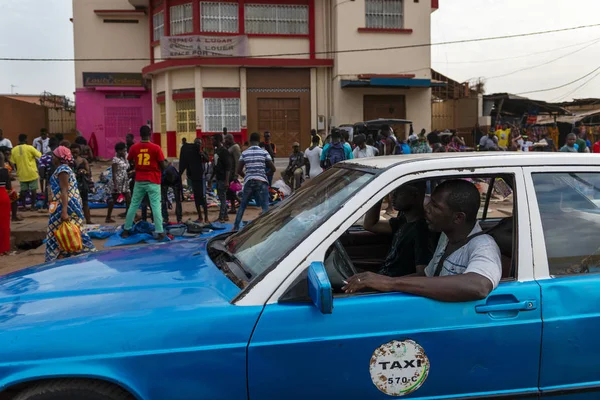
left=160, top=35, right=250, bottom=59
left=83, top=73, right=145, bottom=88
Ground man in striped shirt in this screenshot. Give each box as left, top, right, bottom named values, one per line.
left=233, top=132, right=276, bottom=231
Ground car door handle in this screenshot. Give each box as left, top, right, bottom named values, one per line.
left=475, top=300, right=537, bottom=313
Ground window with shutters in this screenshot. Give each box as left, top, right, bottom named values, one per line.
left=176, top=99, right=196, bottom=134
left=200, top=2, right=239, bottom=33
left=245, top=4, right=308, bottom=35
left=204, top=98, right=240, bottom=132
left=170, top=3, right=193, bottom=35
left=153, top=11, right=165, bottom=41
left=159, top=103, right=167, bottom=135
left=365, top=0, right=404, bottom=29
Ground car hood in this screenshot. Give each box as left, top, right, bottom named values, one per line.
left=0, top=236, right=264, bottom=371
left=0, top=237, right=239, bottom=307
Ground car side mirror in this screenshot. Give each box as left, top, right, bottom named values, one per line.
left=308, top=262, right=333, bottom=314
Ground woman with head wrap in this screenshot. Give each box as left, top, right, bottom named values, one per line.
left=45, top=146, right=95, bottom=262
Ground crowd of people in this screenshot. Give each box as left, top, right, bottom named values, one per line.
left=1, top=119, right=599, bottom=262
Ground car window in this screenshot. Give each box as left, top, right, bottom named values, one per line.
left=532, top=172, right=600, bottom=276
left=225, top=167, right=373, bottom=278
left=343, top=174, right=516, bottom=285
left=353, top=177, right=514, bottom=227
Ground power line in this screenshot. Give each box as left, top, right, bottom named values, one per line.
left=552, top=69, right=600, bottom=102
left=486, top=38, right=600, bottom=80
left=517, top=64, right=600, bottom=95
left=432, top=36, right=600, bottom=65
left=2, top=23, right=600, bottom=62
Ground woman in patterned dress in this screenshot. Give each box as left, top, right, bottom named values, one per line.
left=45, top=146, right=95, bottom=262
left=105, top=142, right=132, bottom=223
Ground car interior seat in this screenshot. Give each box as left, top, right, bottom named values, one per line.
left=486, top=217, right=514, bottom=279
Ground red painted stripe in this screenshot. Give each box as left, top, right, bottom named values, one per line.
left=172, top=92, right=195, bottom=100
left=203, top=91, right=240, bottom=98
left=308, top=0, right=315, bottom=59
left=153, top=132, right=162, bottom=147
left=196, top=128, right=202, bottom=139
left=357, top=28, right=413, bottom=34
left=157, top=95, right=166, bottom=103
left=149, top=1, right=154, bottom=64
left=164, top=0, right=171, bottom=37
left=432, top=0, right=439, bottom=8
left=143, top=57, right=334, bottom=74
left=239, top=0, right=245, bottom=34
left=248, top=33, right=309, bottom=38
left=167, top=130, right=177, bottom=157
left=241, top=128, right=248, bottom=143
left=192, top=1, right=200, bottom=34
left=169, top=0, right=192, bottom=6
left=201, top=131, right=242, bottom=135
left=94, top=9, right=146, bottom=14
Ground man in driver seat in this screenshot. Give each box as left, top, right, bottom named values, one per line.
left=345, top=179, right=502, bottom=302
left=363, top=182, right=438, bottom=277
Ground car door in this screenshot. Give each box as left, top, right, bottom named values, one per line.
left=247, top=168, right=542, bottom=400
left=525, top=167, right=600, bottom=399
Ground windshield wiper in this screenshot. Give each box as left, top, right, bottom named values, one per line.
left=209, top=240, right=253, bottom=279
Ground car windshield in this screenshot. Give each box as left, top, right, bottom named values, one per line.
left=224, top=167, right=374, bottom=278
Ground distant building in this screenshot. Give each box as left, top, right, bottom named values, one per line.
left=0, top=92, right=75, bottom=145
left=73, top=0, right=438, bottom=158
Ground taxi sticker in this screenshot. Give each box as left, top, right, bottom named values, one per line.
left=369, top=339, right=430, bottom=397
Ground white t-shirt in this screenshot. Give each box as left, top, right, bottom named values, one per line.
left=304, top=146, right=323, bottom=178
left=0, top=138, right=13, bottom=149
left=353, top=145, right=377, bottom=159
left=424, top=222, right=502, bottom=289
left=32, top=137, right=49, bottom=154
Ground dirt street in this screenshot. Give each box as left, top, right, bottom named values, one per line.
left=3, top=159, right=263, bottom=276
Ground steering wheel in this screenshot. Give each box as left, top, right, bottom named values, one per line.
left=333, top=240, right=359, bottom=280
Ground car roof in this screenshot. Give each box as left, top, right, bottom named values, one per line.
left=340, top=152, right=600, bottom=171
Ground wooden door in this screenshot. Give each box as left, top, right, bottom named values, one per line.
left=257, top=98, right=301, bottom=157
left=363, top=95, right=408, bottom=138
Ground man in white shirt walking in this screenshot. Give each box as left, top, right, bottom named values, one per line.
left=304, top=135, right=323, bottom=179
left=352, top=134, right=377, bottom=159
left=343, top=179, right=502, bottom=302
left=32, top=129, right=50, bottom=154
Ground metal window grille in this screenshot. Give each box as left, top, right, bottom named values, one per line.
left=153, top=11, right=165, bottom=40
left=159, top=103, right=167, bottom=134
left=245, top=4, right=308, bottom=35
left=176, top=99, right=196, bottom=133
left=204, top=98, right=240, bottom=132
left=200, top=2, right=238, bottom=33
left=365, top=0, right=403, bottom=29
left=170, top=3, right=194, bottom=35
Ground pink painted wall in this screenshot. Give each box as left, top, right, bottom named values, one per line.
left=75, top=88, right=152, bottom=159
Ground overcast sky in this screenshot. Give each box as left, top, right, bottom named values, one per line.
left=1, top=0, right=600, bottom=102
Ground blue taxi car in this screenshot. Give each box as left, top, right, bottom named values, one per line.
left=1, top=153, right=600, bottom=400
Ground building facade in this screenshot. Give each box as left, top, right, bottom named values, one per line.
left=73, top=0, right=438, bottom=158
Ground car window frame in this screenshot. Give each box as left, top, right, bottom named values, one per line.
left=266, top=166, right=533, bottom=305
left=524, top=166, right=600, bottom=280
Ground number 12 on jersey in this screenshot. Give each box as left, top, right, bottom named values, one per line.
left=137, top=153, right=150, bottom=166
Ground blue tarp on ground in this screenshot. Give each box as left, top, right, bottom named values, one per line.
left=89, top=202, right=126, bottom=209
left=100, top=222, right=233, bottom=248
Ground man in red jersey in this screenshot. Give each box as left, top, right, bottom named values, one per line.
left=122, top=125, right=168, bottom=240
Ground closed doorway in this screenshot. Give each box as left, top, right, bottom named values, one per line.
left=257, top=98, right=301, bottom=158
left=363, top=95, right=408, bottom=138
